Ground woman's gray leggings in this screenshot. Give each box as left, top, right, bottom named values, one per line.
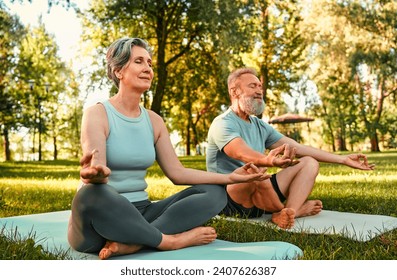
left=67, top=183, right=227, bottom=253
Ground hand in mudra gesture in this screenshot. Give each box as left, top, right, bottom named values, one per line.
left=344, top=154, right=375, bottom=171
left=268, top=144, right=299, bottom=169
left=229, top=162, right=271, bottom=183
left=80, top=149, right=111, bottom=184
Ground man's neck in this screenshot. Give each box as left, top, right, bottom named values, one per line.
left=230, top=105, right=250, bottom=122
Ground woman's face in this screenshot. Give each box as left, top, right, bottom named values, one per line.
left=118, top=46, right=154, bottom=92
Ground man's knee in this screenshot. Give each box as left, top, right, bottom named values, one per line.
left=251, top=180, right=284, bottom=212
left=254, top=180, right=274, bottom=193
left=299, top=156, right=320, bottom=175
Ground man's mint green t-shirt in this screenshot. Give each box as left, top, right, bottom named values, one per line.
left=206, top=108, right=283, bottom=174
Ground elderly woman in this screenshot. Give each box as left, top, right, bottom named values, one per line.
left=67, top=38, right=268, bottom=260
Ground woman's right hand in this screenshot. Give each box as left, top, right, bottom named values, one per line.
left=80, top=149, right=111, bottom=184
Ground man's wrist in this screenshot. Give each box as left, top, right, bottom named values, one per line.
left=258, top=157, right=273, bottom=167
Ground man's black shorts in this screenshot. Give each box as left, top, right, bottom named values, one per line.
left=220, top=174, right=286, bottom=218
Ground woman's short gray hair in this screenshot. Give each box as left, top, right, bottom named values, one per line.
left=106, top=37, right=153, bottom=88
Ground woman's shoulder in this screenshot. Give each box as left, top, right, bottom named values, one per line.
left=145, top=109, right=167, bottom=142
left=85, top=102, right=105, bottom=111
left=145, top=108, right=164, bottom=123
left=83, top=102, right=107, bottom=118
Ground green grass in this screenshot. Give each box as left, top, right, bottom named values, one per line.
left=0, top=152, right=396, bottom=259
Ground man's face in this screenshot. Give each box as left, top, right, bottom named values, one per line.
left=234, top=73, right=265, bottom=115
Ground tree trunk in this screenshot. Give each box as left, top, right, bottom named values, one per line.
left=370, top=134, right=380, bottom=152
left=337, top=135, right=347, bottom=151
left=32, top=127, right=36, bottom=160
left=337, top=125, right=348, bottom=151
left=322, top=105, right=336, bottom=152
left=186, top=122, right=191, bottom=156
left=151, top=65, right=167, bottom=116
left=151, top=13, right=168, bottom=116
left=3, top=127, right=11, bottom=161
left=370, top=78, right=385, bottom=152
left=259, top=1, right=269, bottom=118
left=53, top=136, right=58, bottom=160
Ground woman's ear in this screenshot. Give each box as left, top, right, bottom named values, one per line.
left=115, top=70, right=123, bottom=79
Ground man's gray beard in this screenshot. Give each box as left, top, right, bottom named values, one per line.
left=240, top=96, right=265, bottom=116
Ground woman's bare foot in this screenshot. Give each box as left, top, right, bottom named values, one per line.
left=157, top=226, right=217, bottom=251
left=99, top=241, right=143, bottom=260
left=98, top=226, right=217, bottom=259
left=296, top=200, right=323, bottom=218
left=271, top=208, right=296, bottom=229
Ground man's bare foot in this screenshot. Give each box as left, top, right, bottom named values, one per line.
left=296, top=200, right=323, bottom=218
left=99, top=241, right=143, bottom=260
left=271, top=208, right=296, bottom=229
left=157, top=226, right=217, bottom=251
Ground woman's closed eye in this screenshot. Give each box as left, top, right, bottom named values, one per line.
left=135, top=57, right=152, bottom=68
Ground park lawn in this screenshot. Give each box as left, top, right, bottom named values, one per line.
left=0, top=152, right=396, bottom=259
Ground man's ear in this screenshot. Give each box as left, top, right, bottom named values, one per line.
left=230, top=87, right=239, bottom=98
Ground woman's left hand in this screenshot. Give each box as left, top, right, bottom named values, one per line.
left=229, top=162, right=271, bottom=183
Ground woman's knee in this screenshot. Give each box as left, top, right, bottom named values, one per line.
left=196, top=184, right=227, bottom=210
left=72, top=183, right=116, bottom=211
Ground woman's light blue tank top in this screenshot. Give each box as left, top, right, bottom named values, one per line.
left=102, top=100, right=156, bottom=202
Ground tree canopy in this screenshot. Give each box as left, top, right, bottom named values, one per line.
left=1, top=0, right=396, bottom=161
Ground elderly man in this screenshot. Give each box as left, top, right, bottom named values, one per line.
left=206, top=67, right=375, bottom=229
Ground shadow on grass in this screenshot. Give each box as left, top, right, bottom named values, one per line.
left=0, top=160, right=80, bottom=179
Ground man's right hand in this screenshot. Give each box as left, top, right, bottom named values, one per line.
left=267, top=144, right=299, bottom=168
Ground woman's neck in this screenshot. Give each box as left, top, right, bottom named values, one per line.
left=109, top=92, right=141, bottom=118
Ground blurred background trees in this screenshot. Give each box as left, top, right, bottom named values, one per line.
left=1, top=0, right=396, bottom=160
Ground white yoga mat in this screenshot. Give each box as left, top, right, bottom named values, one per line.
left=0, top=210, right=302, bottom=260
left=234, top=210, right=397, bottom=242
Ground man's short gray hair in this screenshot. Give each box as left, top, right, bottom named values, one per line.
left=227, top=67, right=258, bottom=90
